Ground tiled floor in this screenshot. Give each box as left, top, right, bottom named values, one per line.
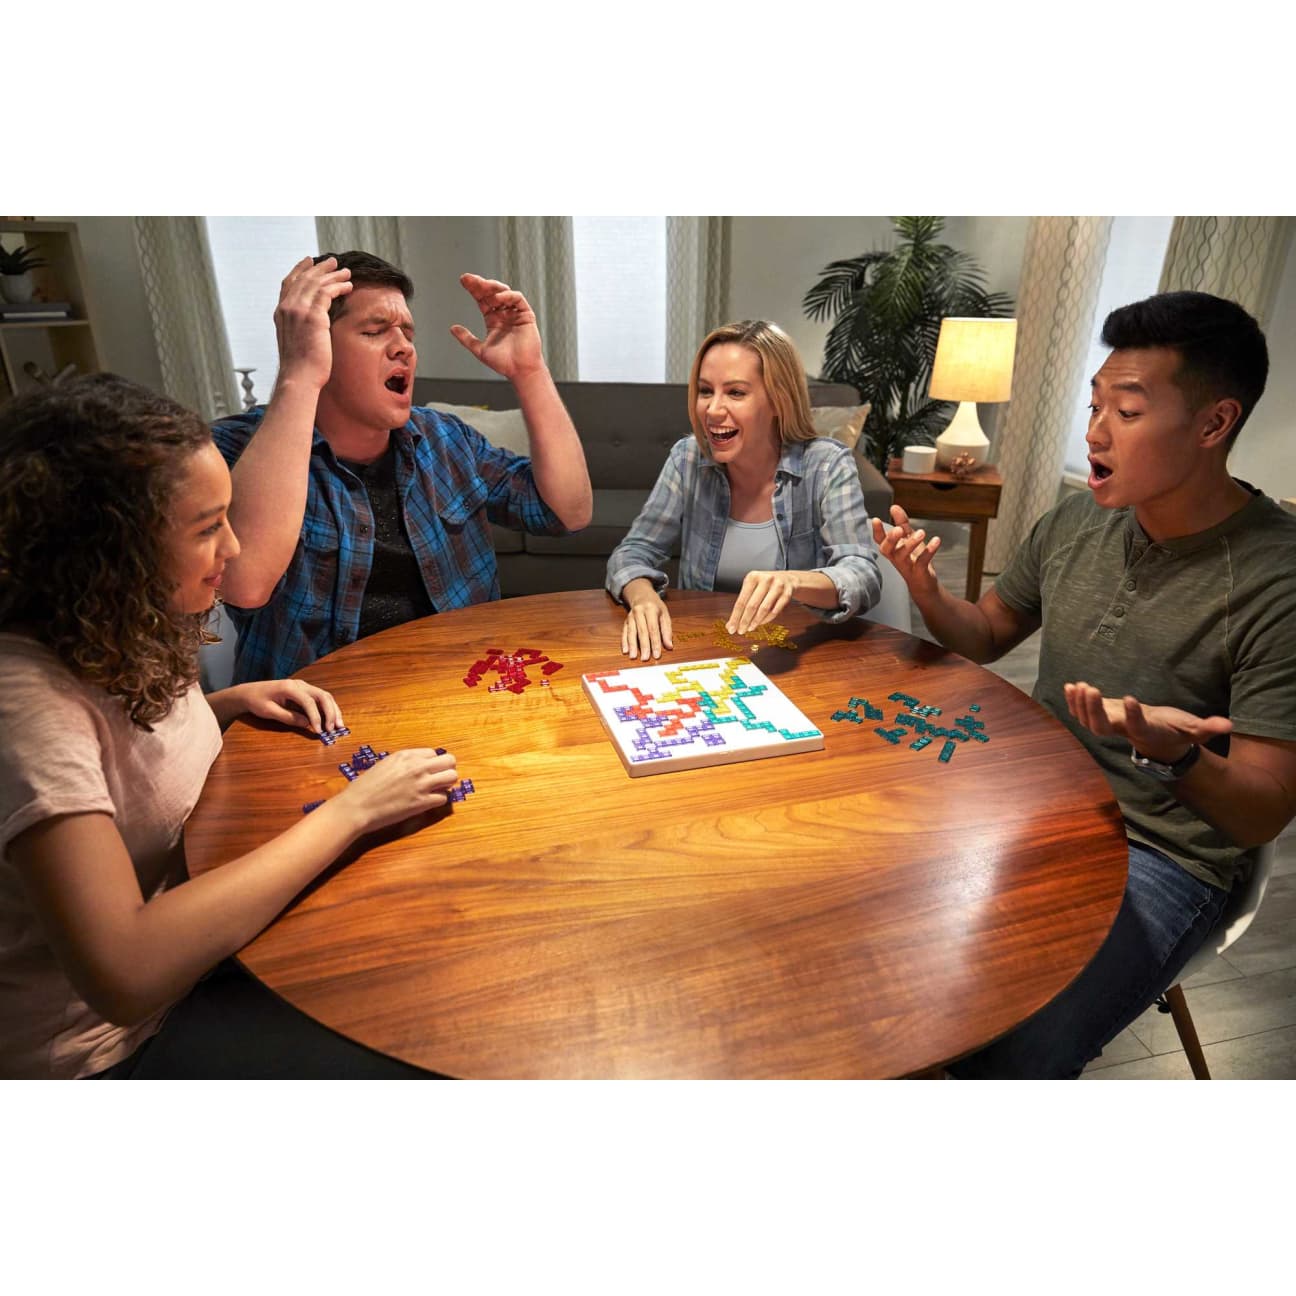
left=901, top=518, right=1296, bottom=1080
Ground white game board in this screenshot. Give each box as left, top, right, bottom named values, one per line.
left=582, top=657, right=824, bottom=777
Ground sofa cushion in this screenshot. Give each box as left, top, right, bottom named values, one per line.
left=811, top=403, right=870, bottom=450
left=523, top=489, right=678, bottom=558
left=426, top=401, right=529, bottom=455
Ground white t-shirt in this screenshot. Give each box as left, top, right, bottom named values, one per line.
left=0, top=635, right=222, bottom=1078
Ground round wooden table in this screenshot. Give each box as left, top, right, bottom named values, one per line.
left=185, top=590, right=1128, bottom=1078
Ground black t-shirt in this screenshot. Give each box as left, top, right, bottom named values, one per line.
left=341, top=441, right=435, bottom=641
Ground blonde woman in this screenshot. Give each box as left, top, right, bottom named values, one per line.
left=607, top=320, right=881, bottom=659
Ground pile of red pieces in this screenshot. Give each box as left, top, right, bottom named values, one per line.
left=463, top=646, right=564, bottom=694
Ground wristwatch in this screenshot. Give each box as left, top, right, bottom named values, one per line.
left=1130, top=744, right=1201, bottom=780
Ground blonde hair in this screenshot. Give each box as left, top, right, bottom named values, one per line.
left=687, top=320, right=816, bottom=454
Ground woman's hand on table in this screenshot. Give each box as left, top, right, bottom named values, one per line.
left=872, top=505, right=942, bottom=601
left=621, top=580, right=673, bottom=660
left=726, top=570, right=800, bottom=635
left=207, top=679, right=344, bottom=734
left=337, top=748, right=461, bottom=833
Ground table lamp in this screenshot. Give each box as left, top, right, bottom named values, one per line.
left=929, top=317, right=1018, bottom=469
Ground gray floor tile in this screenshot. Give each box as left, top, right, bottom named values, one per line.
left=1196, top=1022, right=1296, bottom=1079
left=1128, top=965, right=1296, bottom=1054
left=1180, top=954, right=1244, bottom=989
left=1080, top=1050, right=1194, bottom=1079
left=1080, top=1026, right=1151, bottom=1073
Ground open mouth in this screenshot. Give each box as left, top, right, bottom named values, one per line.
left=1089, top=458, right=1112, bottom=483
left=709, top=426, right=739, bottom=445
left=385, top=372, right=410, bottom=395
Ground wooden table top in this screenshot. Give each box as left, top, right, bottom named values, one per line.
left=185, top=589, right=1128, bottom=1079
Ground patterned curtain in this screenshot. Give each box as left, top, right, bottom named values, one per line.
left=665, top=216, right=731, bottom=381
left=497, top=217, right=578, bottom=381
left=985, top=217, right=1113, bottom=573
left=1159, top=216, right=1294, bottom=323
left=133, top=217, right=239, bottom=420
left=315, top=216, right=405, bottom=268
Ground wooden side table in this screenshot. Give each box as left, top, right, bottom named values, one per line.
left=886, top=459, right=1003, bottom=601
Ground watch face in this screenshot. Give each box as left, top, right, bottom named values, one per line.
left=1131, top=746, right=1198, bottom=779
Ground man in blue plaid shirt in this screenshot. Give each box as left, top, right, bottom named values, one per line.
left=212, top=252, right=593, bottom=684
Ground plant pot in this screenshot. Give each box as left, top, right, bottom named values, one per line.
left=1, top=272, right=35, bottom=304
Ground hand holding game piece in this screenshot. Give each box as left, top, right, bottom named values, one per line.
left=230, top=678, right=344, bottom=735
left=335, top=747, right=461, bottom=832
left=871, top=505, right=942, bottom=600
left=726, top=570, right=799, bottom=636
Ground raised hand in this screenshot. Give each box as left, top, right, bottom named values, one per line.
left=273, top=255, right=352, bottom=392
left=449, top=273, right=545, bottom=380
left=727, top=570, right=798, bottom=636
left=871, top=504, right=942, bottom=601
left=337, top=748, right=461, bottom=833
left=1063, top=682, right=1233, bottom=763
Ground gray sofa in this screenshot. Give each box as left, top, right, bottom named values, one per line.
left=411, top=376, right=893, bottom=599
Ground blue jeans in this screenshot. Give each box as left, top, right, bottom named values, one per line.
left=948, top=841, right=1230, bottom=1079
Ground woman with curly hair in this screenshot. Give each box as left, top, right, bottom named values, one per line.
left=606, top=320, right=881, bottom=659
left=0, top=374, right=459, bottom=1078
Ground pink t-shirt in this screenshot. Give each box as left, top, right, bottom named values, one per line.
left=0, top=634, right=222, bottom=1078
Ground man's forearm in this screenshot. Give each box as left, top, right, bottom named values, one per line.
left=912, top=586, right=1002, bottom=663
left=1171, top=748, right=1294, bottom=848
left=221, top=378, right=319, bottom=606
left=512, top=367, right=593, bottom=529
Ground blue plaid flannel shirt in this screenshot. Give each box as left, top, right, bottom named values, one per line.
left=211, top=406, right=568, bottom=683
left=605, top=435, right=881, bottom=621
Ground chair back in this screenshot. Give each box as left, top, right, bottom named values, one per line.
left=1177, top=839, right=1277, bottom=983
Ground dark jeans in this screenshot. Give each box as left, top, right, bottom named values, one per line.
left=948, top=841, right=1230, bottom=1079
left=88, top=958, right=444, bottom=1079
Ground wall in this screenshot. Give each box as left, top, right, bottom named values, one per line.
left=399, top=216, right=504, bottom=380
left=51, top=216, right=164, bottom=391
left=1228, top=233, right=1296, bottom=501
left=727, top=216, right=1030, bottom=377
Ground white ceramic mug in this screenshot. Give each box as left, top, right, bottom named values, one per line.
left=902, top=445, right=938, bottom=474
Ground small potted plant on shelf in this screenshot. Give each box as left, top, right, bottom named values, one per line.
left=0, top=244, right=49, bottom=304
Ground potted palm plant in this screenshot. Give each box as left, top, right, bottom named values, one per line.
left=803, top=217, right=1013, bottom=472
left=0, top=244, right=49, bottom=304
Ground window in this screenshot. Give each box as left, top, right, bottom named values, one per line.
left=1063, top=216, right=1174, bottom=480
left=206, top=216, right=318, bottom=408
left=571, top=216, right=666, bottom=381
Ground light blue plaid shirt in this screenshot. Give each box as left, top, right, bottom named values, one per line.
left=606, top=436, right=881, bottom=622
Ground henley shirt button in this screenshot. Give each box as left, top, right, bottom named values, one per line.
left=1124, top=579, right=1135, bottom=591
left=1114, top=606, right=1126, bottom=617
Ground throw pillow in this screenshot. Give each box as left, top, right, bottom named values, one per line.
left=810, top=404, right=871, bottom=451
left=426, top=400, right=529, bottom=455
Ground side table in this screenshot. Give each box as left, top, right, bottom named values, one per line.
left=885, top=459, right=1003, bottom=601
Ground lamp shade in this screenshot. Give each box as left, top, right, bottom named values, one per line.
left=929, top=317, right=1017, bottom=403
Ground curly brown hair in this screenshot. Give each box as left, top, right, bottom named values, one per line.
left=0, top=374, right=217, bottom=728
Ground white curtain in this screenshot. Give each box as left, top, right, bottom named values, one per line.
left=315, top=216, right=405, bottom=269
left=497, top=217, right=578, bottom=381
left=133, top=217, right=239, bottom=420
left=665, top=216, right=731, bottom=381
left=986, top=216, right=1113, bottom=573
left=1159, top=216, right=1294, bottom=324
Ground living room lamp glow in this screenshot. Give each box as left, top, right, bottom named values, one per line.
left=930, top=317, right=1018, bottom=469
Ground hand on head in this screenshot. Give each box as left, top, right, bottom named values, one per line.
left=449, top=274, right=544, bottom=380
left=273, top=256, right=352, bottom=391
left=871, top=504, right=942, bottom=598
